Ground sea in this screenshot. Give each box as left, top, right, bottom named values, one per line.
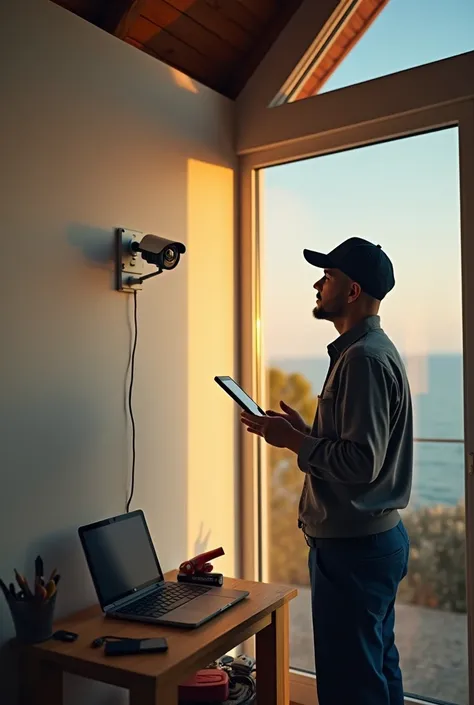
left=271, top=354, right=465, bottom=508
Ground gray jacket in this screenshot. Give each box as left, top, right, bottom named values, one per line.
left=298, top=315, right=413, bottom=538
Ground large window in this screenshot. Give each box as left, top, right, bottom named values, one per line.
left=260, top=128, right=467, bottom=704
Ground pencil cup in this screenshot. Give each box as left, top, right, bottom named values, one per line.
left=7, top=593, right=57, bottom=644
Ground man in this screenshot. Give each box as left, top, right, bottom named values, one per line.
left=241, top=237, right=412, bottom=705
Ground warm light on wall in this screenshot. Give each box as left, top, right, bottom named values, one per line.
left=186, top=158, right=236, bottom=577
left=169, top=67, right=199, bottom=94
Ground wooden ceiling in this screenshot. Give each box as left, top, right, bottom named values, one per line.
left=51, top=0, right=305, bottom=99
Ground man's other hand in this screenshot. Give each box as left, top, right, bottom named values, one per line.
left=266, top=400, right=309, bottom=434
left=240, top=411, right=305, bottom=452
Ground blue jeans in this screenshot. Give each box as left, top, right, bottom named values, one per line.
left=308, top=521, right=410, bottom=705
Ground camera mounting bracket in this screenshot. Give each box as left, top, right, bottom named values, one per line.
left=115, top=228, right=145, bottom=293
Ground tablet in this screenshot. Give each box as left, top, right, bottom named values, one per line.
left=214, top=376, right=265, bottom=416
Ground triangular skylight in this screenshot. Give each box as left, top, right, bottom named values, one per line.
left=279, top=0, right=474, bottom=104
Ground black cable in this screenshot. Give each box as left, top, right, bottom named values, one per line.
left=223, top=672, right=256, bottom=704
left=126, top=290, right=138, bottom=513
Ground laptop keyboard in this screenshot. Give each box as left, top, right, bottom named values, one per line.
left=115, top=582, right=211, bottom=619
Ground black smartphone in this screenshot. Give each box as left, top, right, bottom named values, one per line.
left=104, top=639, right=141, bottom=656
left=139, top=637, right=168, bottom=653
left=104, top=638, right=169, bottom=656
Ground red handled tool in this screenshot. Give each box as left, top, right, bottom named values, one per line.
left=179, top=547, right=225, bottom=576
left=178, top=669, right=229, bottom=702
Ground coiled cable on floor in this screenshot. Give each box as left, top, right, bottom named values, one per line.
left=223, top=671, right=256, bottom=704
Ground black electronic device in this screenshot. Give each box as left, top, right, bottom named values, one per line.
left=52, top=630, right=78, bottom=643
left=138, top=637, right=168, bottom=653
left=177, top=572, right=224, bottom=587
left=104, top=637, right=168, bottom=656
left=214, top=376, right=265, bottom=416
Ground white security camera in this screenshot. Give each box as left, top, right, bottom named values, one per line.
left=116, top=228, right=186, bottom=293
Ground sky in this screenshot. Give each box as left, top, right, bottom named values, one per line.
left=263, top=0, right=473, bottom=361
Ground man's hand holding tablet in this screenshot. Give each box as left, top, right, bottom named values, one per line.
left=214, top=376, right=307, bottom=452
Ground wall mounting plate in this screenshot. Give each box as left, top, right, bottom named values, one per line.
left=115, top=228, right=145, bottom=293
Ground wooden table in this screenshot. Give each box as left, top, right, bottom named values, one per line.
left=19, top=571, right=297, bottom=705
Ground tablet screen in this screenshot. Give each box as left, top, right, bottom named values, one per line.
left=215, top=376, right=265, bottom=416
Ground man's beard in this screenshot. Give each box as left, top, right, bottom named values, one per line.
left=313, top=297, right=344, bottom=320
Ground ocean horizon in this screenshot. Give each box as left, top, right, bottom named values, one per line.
left=270, top=353, right=465, bottom=508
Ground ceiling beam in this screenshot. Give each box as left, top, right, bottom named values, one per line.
left=226, top=0, right=304, bottom=99
left=236, top=0, right=340, bottom=116
left=236, top=51, right=474, bottom=154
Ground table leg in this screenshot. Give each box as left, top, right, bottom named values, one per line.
left=19, top=654, right=63, bottom=705
left=130, top=678, right=178, bottom=705
left=255, top=603, right=290, bottom=705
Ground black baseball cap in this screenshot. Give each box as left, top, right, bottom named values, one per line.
left=303, top=237, right=395, bottom=300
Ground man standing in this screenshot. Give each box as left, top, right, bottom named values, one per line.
left=241, top=237, right=413, bottom=705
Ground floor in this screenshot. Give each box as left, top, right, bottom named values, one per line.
left=290, top=586, right=468, bottom=705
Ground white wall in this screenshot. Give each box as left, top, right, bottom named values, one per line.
left=0, top=1, right=237, bottom=703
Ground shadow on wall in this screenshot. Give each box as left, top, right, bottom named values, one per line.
left=67, top=223, right=117, bottom=290
left=193, top=521, right=212, bottom=557
left=68, top=223, right=116, bottom=269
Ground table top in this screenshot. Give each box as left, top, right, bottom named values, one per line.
left=26, top=572, right=297, bottom=687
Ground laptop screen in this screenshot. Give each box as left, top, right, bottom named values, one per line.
left=79, top=511, right=164, bottom=607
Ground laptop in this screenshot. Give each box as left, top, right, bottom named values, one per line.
left=78, top=510, right=249, bottom=628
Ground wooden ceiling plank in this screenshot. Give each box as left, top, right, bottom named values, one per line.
left=153, top=0, right=265, bottom=35
left=127, top=15, right=225, bottom=88
left=158, top=0, right=254, bottom=50
left=319, top=53, right=337, bottom=71
left=140, top=0, right=242, bottom=63
left=341, top=25, right=358, bottom=42
left=350, top=13, right=366, bottom=32
left=359, top=5, right=375, bottom=20
left=235, top=0, right=275, bottom=23
left=128, top=14, right=163, bottom=43
left=114, top=0, right=150, bottom=39
left=200, top=0, right=263, bottom=34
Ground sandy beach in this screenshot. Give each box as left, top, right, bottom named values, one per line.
left=290, top=587, right=468, bottom=705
